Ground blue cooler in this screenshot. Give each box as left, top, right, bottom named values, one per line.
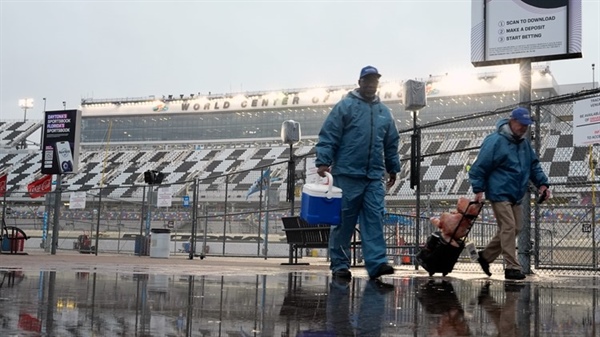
left=300, top=172, right=342, bottom=225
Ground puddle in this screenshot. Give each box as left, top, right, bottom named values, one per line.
left=0, top=270, right=598, bottom=336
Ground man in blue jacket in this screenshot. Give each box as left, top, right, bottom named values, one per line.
left=315, top=65, right=400, bottom=281
left=469, top=107, right=551, bottom=280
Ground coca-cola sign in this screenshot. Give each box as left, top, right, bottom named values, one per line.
left=0, top=174, right=6, bottom=197
left=27, top=175, right=52, bottom=199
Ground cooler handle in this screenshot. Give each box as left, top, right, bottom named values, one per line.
left=324, top=172, right=334, bottom=199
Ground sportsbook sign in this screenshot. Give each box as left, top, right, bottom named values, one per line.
left=471, top=0, right=582, bottom=66
left=41, top=109, right=82, bottom=175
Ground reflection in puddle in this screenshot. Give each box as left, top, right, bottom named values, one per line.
left=0, top=269, right=597, bottom=336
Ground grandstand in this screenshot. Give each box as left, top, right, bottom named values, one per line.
left=0, top=120, right=41, bottom=149
left=2, top=66, right=564, bottom=201
left=3, top=65, right=600, bottom=272
left=1, top=66, right=598, bottom=236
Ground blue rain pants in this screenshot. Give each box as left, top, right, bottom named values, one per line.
left=330, top=175, right=388, bottom=278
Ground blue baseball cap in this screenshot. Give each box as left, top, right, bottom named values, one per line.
left=510, top=107, right=534, bottom=125
left=359, top=65, right=381, bottom=79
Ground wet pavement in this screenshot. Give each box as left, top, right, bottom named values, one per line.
left=0, top=252, right=598, bottom=336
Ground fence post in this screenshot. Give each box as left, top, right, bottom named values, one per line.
left=137, top=184, right=146, bottom=257
left=518, top=59, right=533, bottom=273
left=222, top=176, right=229, bottom=256
left=94, top=187, right=102, bottom=256
left=534, top=105, right=542, bottom=269
left=410, top=111, right=421, bottom=270
left=286, top=143, right=295, bottom=263
left=50, top=174, right=62, bottom=255
left=287, top=143, right=295, bottom=215
left=190, top=178, right=198, bottom=259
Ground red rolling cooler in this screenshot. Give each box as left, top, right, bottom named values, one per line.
left=416, top=201, right=483, bottom=277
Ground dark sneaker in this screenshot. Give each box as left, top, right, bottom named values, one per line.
left=332, top=269, right=352, bottom=280
left=370, top=264, right=395, bottom=280
left=505, top=269, right=526, bottom=280
left=477, top=252, right=492, bottom=277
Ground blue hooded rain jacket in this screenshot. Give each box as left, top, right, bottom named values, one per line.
left=315, top=90, right=400, bottom=178
left=469, top=118, right=548, bottom=204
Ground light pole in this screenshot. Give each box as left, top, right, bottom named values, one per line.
left=18, top=98, right=33, bottom=149
left=18, top=98, right=33, bottom=122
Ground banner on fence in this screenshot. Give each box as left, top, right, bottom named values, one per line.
left=69, top=191, right=87, bottom=209
left=157, top=186, right=172, bottom=207
left=27, top=175, right=52, bottom=199
left=0, top=173, right=6, bottom=197
left=573, top=96, right=600, bottom=146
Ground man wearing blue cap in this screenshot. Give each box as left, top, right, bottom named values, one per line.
left=469, top=107, right=551, bottom=280
left=315, top=65, right=400, bottom=281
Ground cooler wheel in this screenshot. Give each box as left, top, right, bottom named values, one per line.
left=428, top=272, right=434, bottom=277
left=442, top=273, right=448, bottom=277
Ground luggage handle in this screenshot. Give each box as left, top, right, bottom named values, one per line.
left=449, top=200, right=485, bottom=245
left=459, top=201, right=485, bottom=220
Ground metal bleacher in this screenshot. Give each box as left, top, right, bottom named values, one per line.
left=0, top=120, right=42, bottom=149
left=0, top=119, right=589, bottom=202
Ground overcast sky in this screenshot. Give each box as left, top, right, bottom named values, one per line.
left=1, top=0, right=599, bottom=121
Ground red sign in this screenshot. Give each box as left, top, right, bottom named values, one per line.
left=0, top=173, right=6, bottom=197
left=27, top=175, right=52, bottom=199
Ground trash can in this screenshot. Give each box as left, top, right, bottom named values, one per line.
left=134, top=235, right=150, bottom=256
left=1, top=235, right=10, bottom=252
left=2, top=231, right=26, bottom=253
left=150, top=228, right=171, bottom=258
left=14, top=232, right=25, bottom=252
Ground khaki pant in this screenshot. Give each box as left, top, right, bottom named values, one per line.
left=481, top=201, right=523, bottom=270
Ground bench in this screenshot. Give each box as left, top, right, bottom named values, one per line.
left=281, top=216, right=330, bottom=265
left=281, top=216, right=361, bottom=265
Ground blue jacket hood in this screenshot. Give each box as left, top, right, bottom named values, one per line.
left=347, top=89, right=381, bottom=104
left=496, top=117, right=527, bottom=143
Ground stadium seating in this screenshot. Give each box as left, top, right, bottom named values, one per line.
left=0, top=121, right=587, bottom=202
left=0, top=120, right=41, bottom=149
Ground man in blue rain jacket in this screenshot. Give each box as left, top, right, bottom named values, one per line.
left=469, top=107, right=550, bottom=280
left=315, top=65, right=400, bottom=281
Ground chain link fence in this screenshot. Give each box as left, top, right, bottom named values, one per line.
left=0, top=162, right=295, bottom=259
left=2, top=89, right=600, bottom=276
left=385, top=88, right=600, bottom=275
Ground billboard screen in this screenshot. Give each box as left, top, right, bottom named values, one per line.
left=41, top=109, right=82, bottom=174
left=471, top=0, right=582, bottom=67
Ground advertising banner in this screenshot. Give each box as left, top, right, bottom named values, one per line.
left=471, top=0, right=582, bottom=66
left=573, top=96, right=600, bottom=146
left=27, top=175, right=53, bottom=199
left=41, top=109, right=82, bottom=174
left=156, top=187, right=172, bottom=207
left=69, top=191, right=87, bottom=209
left=0, top=173, right=6, bottom=197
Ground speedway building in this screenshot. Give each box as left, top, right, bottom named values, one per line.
left=0, top=65, right=597, bottom=210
